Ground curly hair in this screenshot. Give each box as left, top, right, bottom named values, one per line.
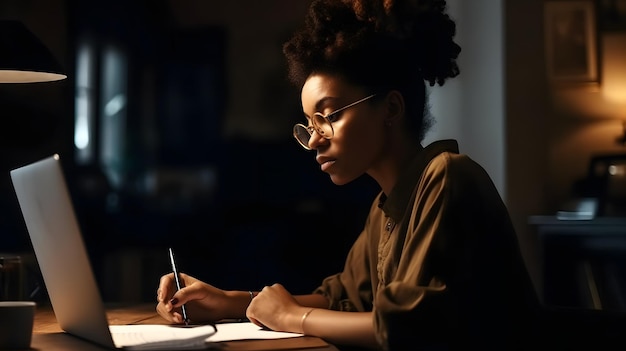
left=283, top=0, right=461, bottom=140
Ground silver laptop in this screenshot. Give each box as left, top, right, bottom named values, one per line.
left=10, top=154, right=216, bottom=350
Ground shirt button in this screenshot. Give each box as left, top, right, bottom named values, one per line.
left=385, top=219, right=394, bottom=232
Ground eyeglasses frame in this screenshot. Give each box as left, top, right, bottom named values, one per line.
left=293, top=94, right=377, bottom=150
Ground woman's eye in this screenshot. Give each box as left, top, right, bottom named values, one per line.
left=327, top=111, right=340, bottom=122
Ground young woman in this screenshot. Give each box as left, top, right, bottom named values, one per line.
left=156, top=1, right=541, bottom=349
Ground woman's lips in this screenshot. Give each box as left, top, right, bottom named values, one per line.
left=316, top=155, right=336, bottom=172
left=320, top=159, right=336, bottom=172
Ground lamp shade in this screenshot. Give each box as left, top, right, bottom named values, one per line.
left=0, top=20, right=67, bottom=83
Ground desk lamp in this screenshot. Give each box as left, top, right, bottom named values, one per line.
left=0, top=20, right=66, bottom=83
left=0, top=20, right=66, bottom=300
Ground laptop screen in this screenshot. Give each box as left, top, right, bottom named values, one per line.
left=10, top=154, right=115, bottom=348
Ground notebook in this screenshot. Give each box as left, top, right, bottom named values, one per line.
left=10, top=154, right=217, bottom=350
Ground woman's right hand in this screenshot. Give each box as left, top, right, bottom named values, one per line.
left=156, top=272, right=229, bottom=324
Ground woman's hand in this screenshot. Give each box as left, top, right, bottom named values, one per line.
left=246, top=283, right=307, bottom=333
left=156, top=273, right=229, bottom=324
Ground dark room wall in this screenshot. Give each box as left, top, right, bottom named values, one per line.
left=0, top=0, right=381, bottom=303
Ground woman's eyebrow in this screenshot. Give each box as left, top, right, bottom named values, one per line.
left=315, top=96, right=335, bottom=110
left=302, top=96, right=338, bottom=118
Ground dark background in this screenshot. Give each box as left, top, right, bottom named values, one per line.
left=5, top=0, right=626, bottom=314
left=0, top=0, right=380, bottom=303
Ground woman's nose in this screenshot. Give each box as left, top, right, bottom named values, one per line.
left=307, top=128, right=327, bottom=149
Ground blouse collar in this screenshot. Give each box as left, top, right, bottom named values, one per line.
left=378, top=139, right=460, bottom=221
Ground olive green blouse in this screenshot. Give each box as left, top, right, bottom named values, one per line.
left=313, top=140, right=541, bottom=350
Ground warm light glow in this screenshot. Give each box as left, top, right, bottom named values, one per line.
left=602, top=33, right=626, bottom=104
left=0, top=69, right=66, bottom=83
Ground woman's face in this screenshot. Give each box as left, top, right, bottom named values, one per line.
left=301, top=73, right=388, bottom=185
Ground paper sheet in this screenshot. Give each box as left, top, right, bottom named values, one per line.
left=206, top=321, right=303, bottom=342
left=109, top=324, right=217, bottom=350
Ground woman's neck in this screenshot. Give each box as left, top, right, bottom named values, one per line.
left=368, top=136, right=423, bottom=195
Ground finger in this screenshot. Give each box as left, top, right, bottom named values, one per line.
left=157, top=299, right=187, bottom=323
left=170, top=283, right=206, bottom=305
left=156, top=302, right=175, bottom=322
left=171, top=311, right=184, bottom=324
left=169, top=287, right=189, bottom=307
left=157, top=273, right=175, bottom=302
left=169, top=283, right=204, bottom=310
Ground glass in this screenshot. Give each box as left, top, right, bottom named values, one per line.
left=293, top=94, right=376, bottom=150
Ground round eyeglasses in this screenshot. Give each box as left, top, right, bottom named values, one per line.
left=293, top=94, right=376, bottom=150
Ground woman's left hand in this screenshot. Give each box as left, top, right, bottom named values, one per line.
left=245, top=283, right=306, bottom=333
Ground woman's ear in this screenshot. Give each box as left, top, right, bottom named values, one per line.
left=384, top=90, right=404, bottom=125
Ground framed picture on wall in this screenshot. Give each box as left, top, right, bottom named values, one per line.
left=544, top=1, right=598, bottom=83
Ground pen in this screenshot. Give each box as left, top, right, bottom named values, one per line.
left=168, top=247, right=189, bottom=325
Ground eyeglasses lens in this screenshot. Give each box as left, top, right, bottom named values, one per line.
left=312, top=114, right=333, bottom=139
left=293, top=124, right=312, bottom=149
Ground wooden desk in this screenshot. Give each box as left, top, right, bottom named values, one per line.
left=32, top=304, right=338, bottom=350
